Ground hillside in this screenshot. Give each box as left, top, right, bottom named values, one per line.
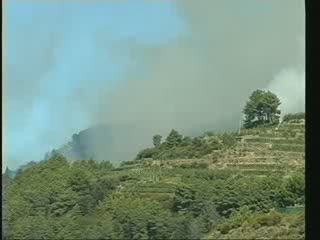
left=45, top=124, right=139, bottom=164
left=127, top=118, right=304, bottom=175
left=59, top=125, right=114, bottom=160
left=44, top=123, right=150, bottom=165
left=3, top=114, right=305, bottom=240
left=109, top=118, right=305, bottom=200
left=3, top=155, right=304, bottom=239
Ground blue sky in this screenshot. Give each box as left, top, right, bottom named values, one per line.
left=4, top=0, right=186, bottom=170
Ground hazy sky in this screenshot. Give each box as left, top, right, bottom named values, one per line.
left=3, top=0, right=185, bottom=170
left=3, top=0, right=305, bottom=171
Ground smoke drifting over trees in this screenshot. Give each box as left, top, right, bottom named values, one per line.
left=4, top=0, right=305, bottom=168
left=89, top=0, right=305, bottom=162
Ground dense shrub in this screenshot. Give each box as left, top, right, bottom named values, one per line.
left=210, top=212, right=304, bottom=240
left=135, top=129, right=228, bottom=161
left=283, top=112, right=305, bottom=122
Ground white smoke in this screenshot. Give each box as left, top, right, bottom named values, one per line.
left=268, top=68, right=305, bottom=115
left=268, top=36, right=305, bottom=115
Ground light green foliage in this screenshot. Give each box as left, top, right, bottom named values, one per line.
left=222, top=133, right=237, bottom=147
left=5, top=154, right=121, bottom=239
left=210, top=211, right=304, bottom=239
left=284, top=173, right=305, bottom=205
left=101, top=196, right=173, bottom=239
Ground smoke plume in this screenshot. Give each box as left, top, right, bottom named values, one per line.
left=88, top=0, right=305, bottom=161
left=4, top=0, right=305, bottom=168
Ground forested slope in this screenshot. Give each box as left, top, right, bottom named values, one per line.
left=2, top=154, right=304, bottom=239
left=2, top=113, right=305, bottom=239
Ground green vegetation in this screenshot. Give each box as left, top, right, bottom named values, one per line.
left=2, top=94, right=305, bottom=239
left=206, top=209, right=304, bottom=239
left=135, top=130, right=236, bottom=160
left=3, top=152, right=304, bottom=239
left=153, top=134, right=162, bottom=148
left=243, top=89, right=281, bottom=128
left=283, top=112, right=305, bottom=123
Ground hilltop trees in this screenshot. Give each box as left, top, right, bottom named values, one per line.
left=181, top=136, right=192, bottom=146
left=243, top=90, right=281, bottom=128
left=166, top=129, right=183, bottom=148
left=153, top=134, right=162, bottom=148
left=135, top=129, right=229, bottom=160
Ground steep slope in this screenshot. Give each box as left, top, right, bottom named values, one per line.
left=49, top=124, right=115, bottom=162
left=46, top=124, right=143, bottom=164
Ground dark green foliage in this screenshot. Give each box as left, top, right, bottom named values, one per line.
left=173, top=185, right=197, bottom=214
left=166, top=129, right=183, bottom=148
left=135, top=147, right=159, bottom=160
left=192, top=137, right=202, bottom=147
left=135, top=130, right=225, bottom=160
left=243, top=89, right=281, bottom=128
left=153, top=134, right=162, bottom=148
left=181, top=136, right=192, bottom=146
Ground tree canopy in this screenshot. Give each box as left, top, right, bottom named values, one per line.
left=166, top=129, right=183, bottom=148
left=243, top=89, right=281, bottom=128
left=153, top=134, right=162, bottom=148
left=3, top=155, right=304, bottom=240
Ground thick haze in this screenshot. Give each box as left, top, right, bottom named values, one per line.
left=3, top=0, right=305, bottom=170
left=91, top=0, right=305, bottom=162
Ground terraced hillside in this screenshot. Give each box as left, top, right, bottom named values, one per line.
left=105, top=118, right=305, bottom=210
left=121, top=119, right=305, bottom=185
left=4, top=118, right=305, bottom=240
left=211, top=119, right=305, bottom=174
